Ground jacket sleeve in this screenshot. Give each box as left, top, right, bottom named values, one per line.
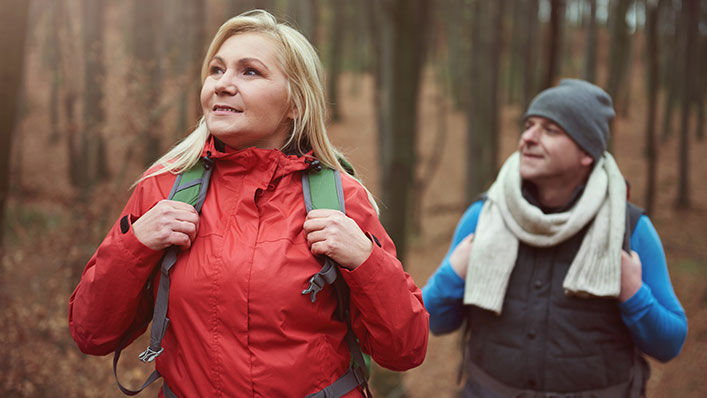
left=68, top=177, right=169, bottom=356
left=336, top=179, right=429, bottom=371
left=619, top=215, right=688, bottom=362
left=421, top=200, right=483, bottom=335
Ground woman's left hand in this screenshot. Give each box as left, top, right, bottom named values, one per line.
left=303, top=209, right=373, bottom=270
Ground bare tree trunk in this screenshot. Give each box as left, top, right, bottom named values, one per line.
left=644, top=0, right=664, bottom=216
left=192, top=0, right=207, bottom=119
left=66, top=93, right=81, bottom=188
left=133, top=0, right=164, bottom=166
left=583, top=0, right=598, bottom=83
left=676, top=0, right=699, bottom=208
left=443, top=0, right=472, bottom=110
left=81, top=0, right=108, bottom=200
left=543, top=0, right=565, bottom=89
left=47, top=0, right=63, bottom=144
left=0, top=0, right=30, bottom=255
left=364, top=12, right=430, bottom=397
left=467, top=0, right=505, bottom=201
left=228, top=0, right=268, bottom=16
left=523, top=0, right=540, bottom=108
left=366, top=0, right=430, bottom=266
left=288, top=0, right=319, bottom=46
left=695, top=19, right=706, bottom=141
left=327, top=0, right=346, bottom=122
left=506, top=0, right=523, bottom=104
left=606, top=0, right=632, bottom=111
left=659, top=2, right=681, bottom=141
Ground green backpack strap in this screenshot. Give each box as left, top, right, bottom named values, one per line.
left=113, top=155, right=214, bottom=397
left=301, top=161, right=372, bottom=398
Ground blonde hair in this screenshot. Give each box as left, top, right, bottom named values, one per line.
left=137, top=10, right=372, bottom=208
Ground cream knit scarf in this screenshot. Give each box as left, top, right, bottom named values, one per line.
left=463, top=152, right=626, bottom=314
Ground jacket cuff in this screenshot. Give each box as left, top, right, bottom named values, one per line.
left=339, top=242, right=391, bottom=289
left=437, top=260, right=466, bottom=296
left=619, top=283, right=654, bottom=322
left=110, top=214, right=163, bottom=276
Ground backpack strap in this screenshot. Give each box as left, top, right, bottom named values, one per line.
left=301, top=164, right=346, bottom=302
left=301, top=162, right=372, bottom=398
left=113, top=155, right=214, bottom=396
left=623, top=202, right=644, bottom=252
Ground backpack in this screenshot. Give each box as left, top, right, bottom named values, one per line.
left=112, top=155, right=372, bottom=398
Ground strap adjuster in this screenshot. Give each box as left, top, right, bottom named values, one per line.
left=138, top=346, right=164, bottom=363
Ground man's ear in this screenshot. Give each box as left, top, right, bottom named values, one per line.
left=580, top=152, right=594, bottom=167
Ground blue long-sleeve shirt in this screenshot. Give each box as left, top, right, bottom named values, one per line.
left=422, top=200, right=688, bottom=362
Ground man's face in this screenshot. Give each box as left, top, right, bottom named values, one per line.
left=518, top=116, right=594, bottom=186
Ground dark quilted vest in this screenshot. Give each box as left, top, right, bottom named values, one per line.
left=464, top=218, right=643, bottom=394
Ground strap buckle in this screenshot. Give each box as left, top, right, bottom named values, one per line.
left=302, top=274, right=326, bottom=302
left=138, top=346, right=164, bottom=363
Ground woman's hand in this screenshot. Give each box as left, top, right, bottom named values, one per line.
left=449, top=234, right=474, bottom=278
left=303, top=209, right=373, bottom=270
left=618, top=250, right=643, bottom=302
left=132, top=200, right=200, bottom=251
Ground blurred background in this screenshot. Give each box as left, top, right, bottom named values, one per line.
left=0, top=0, right=705, bottom=396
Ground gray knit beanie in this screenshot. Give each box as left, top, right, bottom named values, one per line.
left=523, top=78, right=615, bottom=160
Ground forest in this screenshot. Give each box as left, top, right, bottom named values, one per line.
left=0, top=0, right=705, bottom=396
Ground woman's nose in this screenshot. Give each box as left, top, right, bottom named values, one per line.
left=214, top=72, right=237, bottom=95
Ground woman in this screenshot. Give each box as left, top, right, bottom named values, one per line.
left=69, top=10, right=428, bottom=398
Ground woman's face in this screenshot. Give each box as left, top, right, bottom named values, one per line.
left=201, top=32, right=294, bottom=150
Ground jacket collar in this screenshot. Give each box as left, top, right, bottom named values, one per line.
left=200, top=135, right=311, bottom=179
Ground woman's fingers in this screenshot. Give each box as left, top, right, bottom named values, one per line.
left=302, top=209, right=372, bottom=269
left=133, top=200, right=200, bottom=250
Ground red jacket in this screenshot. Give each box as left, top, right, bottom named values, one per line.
left=69, top=139, right=429, bottom=397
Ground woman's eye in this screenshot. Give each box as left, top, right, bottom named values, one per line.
left=210, top=65, right=224, bottom=75
left=243, top=67, right=260, bottom=76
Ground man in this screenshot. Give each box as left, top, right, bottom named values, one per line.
left=422, top=79, right=687, bottom=397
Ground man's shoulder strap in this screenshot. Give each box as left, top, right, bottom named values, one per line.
left=623, top=202, right=645, bottom=251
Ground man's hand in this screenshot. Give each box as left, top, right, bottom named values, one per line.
left=303, top=209, right=373, bottom=270
left=618, top=250, right=643, bottom=302
left=450, top=234, right=474, bottom=278
left=132, top=200, right=200, bottom=251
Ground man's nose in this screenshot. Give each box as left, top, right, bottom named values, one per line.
left=520, top=125, right=540, bottom=143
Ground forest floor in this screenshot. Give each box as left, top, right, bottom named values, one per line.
left=1, top=71, right=705, bottom=397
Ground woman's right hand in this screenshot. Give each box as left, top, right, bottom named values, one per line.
left=132, top=200, right=200, bottom=250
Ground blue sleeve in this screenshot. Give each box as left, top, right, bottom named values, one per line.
left=619, top=215, right=688, bottom=362
left=422, top=200, right=484, bottom=335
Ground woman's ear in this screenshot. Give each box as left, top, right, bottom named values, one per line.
left=287, top=103, right=299, bottom=120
